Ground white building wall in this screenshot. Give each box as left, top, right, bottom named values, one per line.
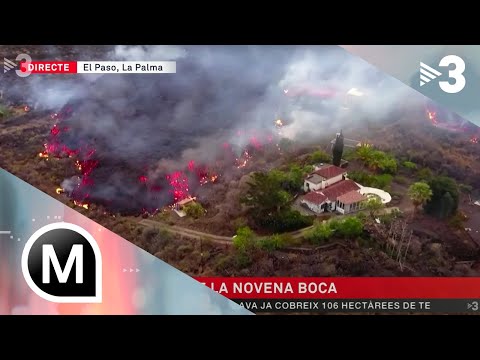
left=344, top=203, right=351, bottom=214
left=335, top=200, right=351, bottom=214
left=301, top=200, right=324, bottom=214
left=304, top=180, right=322, bottom=192
left=305, top=173, right=344, bottom=192
left=325, top=174, right=344, bottom=187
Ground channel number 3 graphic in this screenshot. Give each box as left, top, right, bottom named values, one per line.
left=438, top=55, right=464, bottom=93
left=439, top=55, right=466, bottom=94
left=468, top=301, right=479, bottom=311
left=421, top=55, right=466, bottom=94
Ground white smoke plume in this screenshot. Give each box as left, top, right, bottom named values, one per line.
left=111, top=45, right=188, bottom=61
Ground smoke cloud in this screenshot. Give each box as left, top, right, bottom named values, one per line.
left=6, top=45, right=424, bottom=212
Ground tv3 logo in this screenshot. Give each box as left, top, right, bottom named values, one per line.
left=21, top=222, right=102, bottom=303
left=420, top=55, right=466, bottom=94
left=3, top=53, right=33, bottom=77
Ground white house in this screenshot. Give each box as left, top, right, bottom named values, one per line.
left=301, top=178, right=368, bottom=215
left=335, top=191, right=367, bottom=214
left=304, top=164, right=347, bottom=192
left=301, top=192, right=328, bottom=213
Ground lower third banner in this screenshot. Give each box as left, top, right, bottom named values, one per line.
left=196, top=277, right=480, bottom=314
left=232, top=299, right=479, bottom=313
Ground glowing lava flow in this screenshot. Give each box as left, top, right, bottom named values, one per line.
left=38, top=117, right=79, bottom=159
left=38, top=150, right=49, bottom=158
left=37, top=105, right=98, bottom=210
left=73, top=200, right=89, bottom=210
left=198, top=173, right=219, bottom=186
left=427, top=111, right=438, bottom=125
left=425, top=104, right=480, bottom=146
left=236, top=150, right=252, bottom=168
left=425, top=106, right=464, bottom=132
left=187, top=160, right=220, bottom=187
left=166, top=171, right=190, bottom=202
left=38, top=104, right=284, bottom=214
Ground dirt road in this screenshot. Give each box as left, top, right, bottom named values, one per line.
left=139, top=218, right=348, bottom=253
left=140, top=218, right=313, bottom=241
left=140, top=219, right=234, bottom=244
left=139, top=206, right=401, bottom=244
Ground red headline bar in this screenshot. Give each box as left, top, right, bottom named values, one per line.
left=20, top=61, right=77, bottom=74
left=195, top=277, right=480, bottom=299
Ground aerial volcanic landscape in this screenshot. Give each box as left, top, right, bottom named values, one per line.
left=2, top=45, right=478, bottom=215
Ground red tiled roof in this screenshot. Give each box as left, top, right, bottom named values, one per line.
left=320, top=180, right=360, bottom=201
left=337, top=190, right=367, bottom=205
left=314, top=165, right=346, bottom=180
left=302, top=192, right=327, bottom=205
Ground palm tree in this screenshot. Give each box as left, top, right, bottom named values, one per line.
left=366, top=151, right=384, bottom=173
left=365, top=197, right=384, bottom=219
left=356, top=144, right=373, bottom=163
left=407, top=182, right=433, bottom=214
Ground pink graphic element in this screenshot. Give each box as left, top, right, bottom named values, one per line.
left=0, top=208, right=139, bottom=315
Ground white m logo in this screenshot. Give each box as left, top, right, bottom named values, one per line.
left=22, top=222, right=102, bottom=304
left=42, top=244, right=84, bottom=284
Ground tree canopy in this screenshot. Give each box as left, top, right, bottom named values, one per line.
left=402, top=161, right=417, bottom=171
left=424, top=176, right=459, bottom=219
left=365, top=197, right=384, bottom=218
left=305, top=222, right=333, bottom=244
left=407, top=182, right=433, bottom=212
left=347, top=171, right=392, bottom=190
left=183, top=202, right=205, bottom=219
left=242, top=171, right=293, bottom=216
left=355, top=146, right=397, bottom=174
left=310, top=150, right=331, bottom=164
left=233, top=226, right=256, bottom=252
left=330, top=217, right=364, bottom=238
left=242, top=170, right=313, bottom=232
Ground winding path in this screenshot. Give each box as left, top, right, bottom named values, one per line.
left=139, top=207, right=400, bottom=251
left=139, top=219, right=317, bottom=251
left=140, top=219, right=312, bottom=241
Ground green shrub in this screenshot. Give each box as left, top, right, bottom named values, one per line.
left=331, top=216, right=364, bottom=238
left=416, top=168, right=433, bottom=181
left=258, top=234, right=287, bottom=251
left=183, top=202, right=205, bottom=219
left=459, top=184, right=473, bottom=194
left=233, top=226, right=256, bottom=252
left=348, top=171, right=392, bottom=190
left=304, top=222, right=333, bottom=244
left=260, top=209, right=314, bottom=233
left=402, top=161, right=417, bottom=170
left=309, top=150, right=331, bottom=164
